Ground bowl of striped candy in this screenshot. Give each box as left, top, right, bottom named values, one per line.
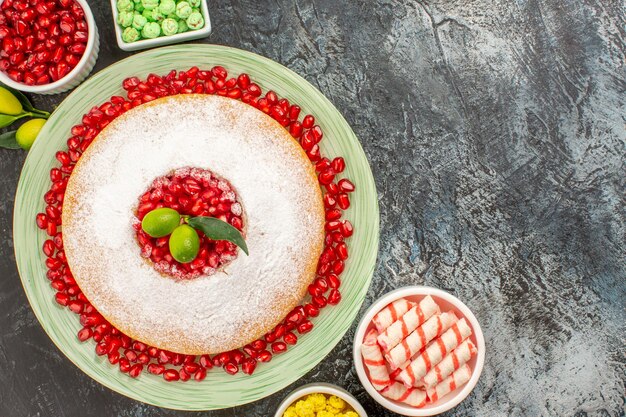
left=353, top=286, right=485, bottom=416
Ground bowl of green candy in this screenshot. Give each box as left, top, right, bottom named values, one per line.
left=110, top=0, right=211, bottom=51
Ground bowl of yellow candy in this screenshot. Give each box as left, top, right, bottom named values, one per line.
left=275, top=383, right=368, bottom=417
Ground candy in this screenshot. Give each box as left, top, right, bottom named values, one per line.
left=186, top=11, right=204, bottom=30
left=377, top=295, right=439, bottom=352
left=177, top=19, right=188, bottom=33
left=132, top=14, right=148, bottom=30
left=141, top=21, right=161, bottom=38
left=122, top=27, right=140, bottom=43
left=189, top=0, right=201, bottom=7
left=361, top=328, right=392, bottom=390
left=397, top=318, right=472, bottom=387
left=118, top=11, right=134, bottom=27
left=385, top=311, right=457, bottom=370
left=426, top=364, right=472, bottom=402
left=176, top=1, right=192, bottom=19
left=161, top=18, right=178, bottom=36
left=372, top=298, right=414, bottom=333
left=117, top=0, right=134, bottom=12
left=158, top=0, right=176, bottom=15
left=421, top=339, right=476, bottom=388
left=380, top=382, right=427, bottom=408
left=141, top=0, right=159, bottom=11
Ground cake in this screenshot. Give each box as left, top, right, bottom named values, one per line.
left=62, top=94, right=325, bottom=355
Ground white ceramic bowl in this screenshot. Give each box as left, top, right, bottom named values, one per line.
left=353, top=286, right=485, bottom=416
left=110, top=0, right=212, bottom=52
left=275, top=383, right=368, bottom=417
left=0, top=0, right=99, bottom=95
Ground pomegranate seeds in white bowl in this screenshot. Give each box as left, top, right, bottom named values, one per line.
left=0, top=0, right=99, bottom=94
left=353, top=286, right=485, bottom=416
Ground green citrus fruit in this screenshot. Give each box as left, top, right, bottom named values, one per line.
left=141, top=207, right=180, bottom=238
left=169, top=224, right=200, bottom=263
left=15, top=118, right=46, bottom=150
left=0, top=86, right=23, bottom=115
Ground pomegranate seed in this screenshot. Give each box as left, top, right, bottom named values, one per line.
left=242, top=358, right=257, bottom=375
left=335, top=242, right=348, bottom=260
left=289, top=121, right=303, bottom=138
left=284, top=332, right=298, bottom=345
left=68, top=300, right=83, bottom=313
left=194, top=368, right=207, bottom=381
left=327, top=274, right=341, bottom=288
left=319, top=169, right=335, bottom=185
left=271, top=342, right=287, bottom=353
left=211, top=65, right=227, bottom=79
left=312, top=295, right=327, bottom=308
left=183, top=363, right=199, bottom=373
left=302, top=114, right=315, bottom=128
left=148, top=363, right=165, bottom=375
left=251, top=340, right=267, bottom=351
left=326, top=208, right=342, bottom=221
left=289, top=104, right=301, bottom=120
left=199, top=354, right=213, bottom=369
left=328, top=289, right=341, bottom=305
left=338, top=178, right=355, bottom=192
left=297, top=320, right=314, bottom=334
left=43, top=239, right=55, bottom=256
left=257, top=350, right=272, bottom=362
left=332, top=260, right=345, bottom=274
left=304, top=303, right=320, bottom=317
left=128, top=364, right=143, bottom=378
left=163, top=369, right=180, bottom=381
left=108, top=351, right=120, bottom=365
left=95, top=342, right=109, bottom=356
left=223, top=363, right=238, bottom=375
left=77, top=327, right=92, bottom=342
left=237, top=73, right=250, bottom=89
left=55, top=292, right=69, bottom=306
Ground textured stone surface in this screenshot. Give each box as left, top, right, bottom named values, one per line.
left=0, top=0, right=624, bottom=416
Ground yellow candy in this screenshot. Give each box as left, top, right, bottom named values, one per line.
left=327, top=395, right=346, bottom=410
left=294, top=399, right=315, bottom=417
left=316, top=411, right=336, bottom=417
left=307, top=393, right=327, bottom=412
left=343, top=412, right=359, bottom=417
left=282, top=406, right=298, bottom=417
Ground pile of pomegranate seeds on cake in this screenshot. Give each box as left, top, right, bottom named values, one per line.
left=135, top=169, right=244, bottom=279
left=0, top=0, right=89, bottom=85
left=36, top=66, right=356, bottom=381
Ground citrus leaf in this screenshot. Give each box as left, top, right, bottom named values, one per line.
left=0, top=114, right=20, bottom=128
left=0, top=82, right=35, bottom=112
left=187, top=216, right=249, bottom=255
left=0, top=130, right=20, bottom=149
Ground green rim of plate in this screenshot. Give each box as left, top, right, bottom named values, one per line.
left=13, top=44, right=379, bottom=411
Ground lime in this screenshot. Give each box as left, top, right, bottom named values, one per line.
left=0, top=86, right=23, bottom=115
left=169, top=224, right=200, bottom=263
left=141, top=207, right=180, bottom=238
left=15, top=118, right=46, bottom=150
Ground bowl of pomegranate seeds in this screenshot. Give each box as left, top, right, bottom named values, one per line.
left=353, top=286, right=485, bottom=416
left=0, top=0, right=99, bottom=94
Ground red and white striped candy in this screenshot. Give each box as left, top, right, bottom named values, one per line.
left=397, top=318, right=472, bottom=387
left=385, top=311, right=457, bottom=370
left=426, top=363, right=472, bottom=402
left=360, top=329, right=392, bottom=390
left=422, top=339, right=477, bottom=388
left=372, top=299, right=414, bottom=333
left=380, top=382, right=427, bottom=408
left=377, top=295, right=439, bottom=352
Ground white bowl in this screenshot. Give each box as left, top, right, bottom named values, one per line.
left=110, top=0, right=212, bottom=52
left=353, top=286, right=485, bottom=416
left=0, top=0, right=99, bottom=95
left=275, top=383, right=368, bottom=417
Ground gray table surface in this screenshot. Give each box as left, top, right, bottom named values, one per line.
left=1, top=1, right=624, bottom=416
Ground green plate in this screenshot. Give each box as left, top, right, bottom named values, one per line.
left=13, top=45, right=379, bottom=411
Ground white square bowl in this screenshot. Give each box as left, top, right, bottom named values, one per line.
left=110, top=0, right=211, bottom=52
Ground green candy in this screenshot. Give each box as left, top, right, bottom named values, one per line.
left=141, top=21, right=161, bottom=38
left=188, top=0, right=201, bottom=7
left=134, top=2, right=144, bottom=12
left=117, top=0, right=134, bottom=12
left=132, top=13, right=148, bottom=30
left=177, top=19, right=188, bottom=33
left=141, top=0, right=159, bottom=10
left=158, top=0, right=176, bottom=15
left=175, top=1, right=192, bottom=19
left=161, top=18, right=178, bottom=36
left=149, top=8, right=164, bottom=22
left=117, top=11, right=134, bottom=27
left=186, top=11, right=204, bottom=30
left=142, top=9, right=155, bottom=21
left=122, top=27, right=140, bottom=42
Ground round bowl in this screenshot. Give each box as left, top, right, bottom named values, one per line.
left=0, top=0, right=99, bottom=95
left=275, top=383, right=368, bottom=417
left=353, top=286, right=485, bottom=416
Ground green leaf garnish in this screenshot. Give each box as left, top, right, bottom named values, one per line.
left=0, top=114, right=24, bottom=128
left=0, top=130, right=20, bottom=149
left=187, top=216, right=249, bottom=255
